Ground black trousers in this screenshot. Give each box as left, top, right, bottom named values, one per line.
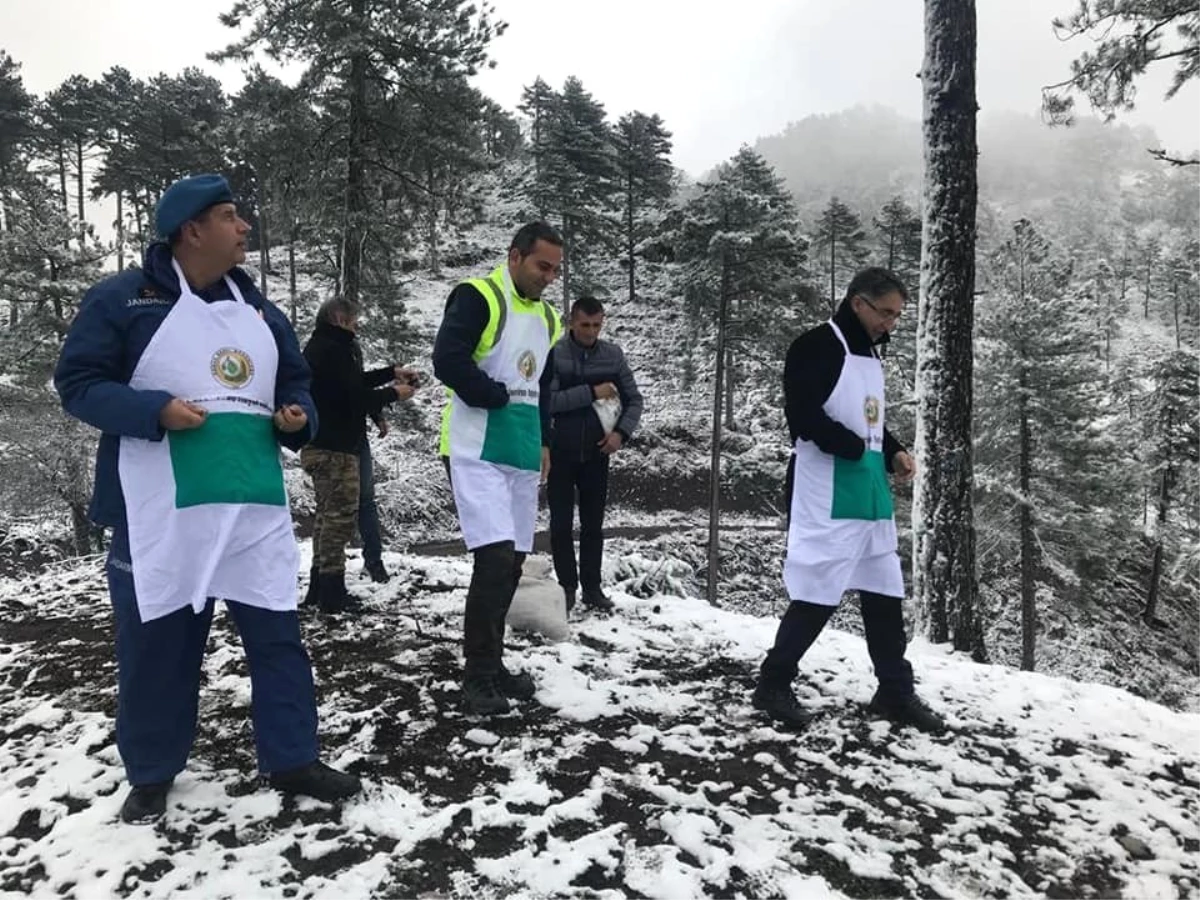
left=547, top=452, right=610, bottom=593
left=462, top=540, right=526, bottom=676
left=760, top=592, right=914, bottom=700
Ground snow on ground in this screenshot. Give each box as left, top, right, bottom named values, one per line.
left=1, top=546, right=1198, bottom=899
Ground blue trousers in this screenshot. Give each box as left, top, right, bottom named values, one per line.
left=358, top=440, right=383, bottom=567
left=106, top=526, right=320, bottom=785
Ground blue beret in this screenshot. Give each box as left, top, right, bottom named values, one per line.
left=155, top=174, right=235, bottom=238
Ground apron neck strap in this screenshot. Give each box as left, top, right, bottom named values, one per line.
left=171, top=256, right=245, bottom=305
left=828, top=319, right=850, bottom=354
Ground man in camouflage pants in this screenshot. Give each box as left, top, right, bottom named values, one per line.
left=302, top=297, right=415, bottom=614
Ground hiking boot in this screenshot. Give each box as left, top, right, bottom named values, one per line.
left=119, top=780, right=173, bottom=824
left=752, top=682, right=815, bottom=728
left=300, top=566, right=318, bottom=611
left=564, top=588, right=577, bottom=612
left=581, top=587, right=614, bottom=611
left=868, top=690, right=946, bottom=734
left=364, top=558, right=391, bottom=584
left=317, top=572, right=364, bottom=615
left=496, top=664, right=536, bottom=701
left=269, top=760, right=361, bottom=802
left=461, top=673, right=510, bottom=716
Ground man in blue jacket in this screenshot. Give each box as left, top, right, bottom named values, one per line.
left=54, top=174, right=361, bottom=824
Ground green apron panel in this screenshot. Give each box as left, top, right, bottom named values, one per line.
left=169, top=412, right=286, bottom=508
left=480, top=403, right=542, bottom=472
left=831, top=450, right=894, bottom=521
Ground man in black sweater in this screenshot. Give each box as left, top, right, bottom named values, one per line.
left=548, top=296, right=643, bottom=612
left=754, top=267, right=944, bottom=733
left=301, top=298, right=417, bottom=614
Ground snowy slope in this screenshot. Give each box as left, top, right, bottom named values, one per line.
left=1, top=548, right=1197, bottom=899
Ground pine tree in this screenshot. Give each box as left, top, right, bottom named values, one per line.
left=614, top=111, right=674, bottom=304
left=976, top=219, right=1124, bottom=671
left=811, top=196, right=867, bottom=311
left=518, top=77, right=559, bottom=219
left=913, top=0, right=985, bottom=659
left=541, top=76, right=618, bottom=313
left=676, top=146, right=807, bottom=604
left=213, top=0, right=504, bottom=303
left=1140, top=350, right=1200, bottom=623
left=40, top=75, right=107, bottom=245
left=874, top=196, right=922, bottom=284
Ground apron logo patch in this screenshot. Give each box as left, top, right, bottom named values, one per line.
left=211, top=348, right=255, bottom=389
left=516, top=349, right=537, bottom=381
left=864, top=396, right=881, bottom=426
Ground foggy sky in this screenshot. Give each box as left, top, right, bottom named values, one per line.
left=3, top=0, right=1197, bottom=175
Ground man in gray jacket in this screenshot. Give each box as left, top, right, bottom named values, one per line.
left=548, top=296, right=643, bottom=611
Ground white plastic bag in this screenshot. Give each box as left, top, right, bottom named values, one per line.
left=506, top=556, right=569, bottom=641
left=593, top=395, right=622, bottom=434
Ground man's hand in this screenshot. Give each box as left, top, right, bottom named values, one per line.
left=393, top=382, right=415, bottom=402
left=597, top=431, right=624, bottom=455
left=273, top=404, right=308, bottom=434
left=394, top=365, right=421, bottom=385
left=540, top=446, right=551, bottom=484
left=375, top=418, right=390, bottom=438
left=892, top=450, right=917, bottom=483
left=592, top=382, right=618, bottom=400
left=159, top=398, right=207, bottom=431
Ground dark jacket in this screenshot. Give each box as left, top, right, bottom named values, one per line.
left=54, top=242, right=315, bottom=528
left=548, top=333, right=644, bottom=459
left=303, top=320, right=396, bottom=454
left=432, top=281, right=555, bottom=444
left=784, top=299, right=905, bottom=469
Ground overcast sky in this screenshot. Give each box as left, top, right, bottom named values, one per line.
left=3, top=0, right=1197, bottom=175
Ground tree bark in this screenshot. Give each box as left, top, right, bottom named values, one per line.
left=706, top=259, right=731, bottom=606
left=1018, top=359, right=1035, bottom=671
left=258, top=179, right=270, bottom=299
left=912, top=0, right=985, bottom=660
left=340, top=0, right=368, bottom=305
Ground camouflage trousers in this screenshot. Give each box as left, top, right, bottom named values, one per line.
left=300, top=447, right=360, bottom=575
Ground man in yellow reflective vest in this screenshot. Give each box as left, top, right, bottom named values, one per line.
left=433, top=222, right=564, bottom=716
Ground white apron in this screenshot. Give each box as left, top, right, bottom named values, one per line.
left=446, top=267, right=556, bottom=552
left=782, top=321, right=905, bottom=606
left=118, top=258, right=300, bottom=622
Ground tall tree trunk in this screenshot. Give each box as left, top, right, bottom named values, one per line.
left=75, top=137, right=86, bottom=246
left=57, top=145, right=69, bottom=215
left=561, top=217, right=573, bottom=317
left=1145, top=412, right=1173, bottom=624
left=828, top=233, right=837, bottom=313
left=258, top=181, right=271, bottom=299
left=706, top=260, right=731, bottom=606
left=627, top=177, right=636, bottom=304
left=341, top=0, right=368, bottom=305
left=1018, top=360, right=1035, bottom=671
left=426, top=162, right=441, bottom=278
left=1172, top=277, right=1181, bottom=350
left=288, top=226, right=298, bottom=327
left=913, top=0, right=985, bottom=659
left=116, top=190, right=125, bottom=271
left=724, top=346, right=735, bottom=431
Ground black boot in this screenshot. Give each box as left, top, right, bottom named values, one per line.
left=581, top=587, right=614, bottom=611
left=867, top=690, right=946, bottom=733
left=300, top=566, right=318, bottom=610
left=269, top=760, right=361, bottom=802
left=364, top=558, right=390, bottom=584
left=462, top=670, right=510, bottom=716
left=317, top=571, right=363, bottom=615
left=496, top=663, right=537, bottom=701
left=751, top=681, right=815, bottom=728
left=119, top=779, right=173, bottom=824
left=563, top=588, right=577, bottom=612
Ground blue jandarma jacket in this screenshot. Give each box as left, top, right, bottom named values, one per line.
left=53, top=242, right=316, bottom=528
